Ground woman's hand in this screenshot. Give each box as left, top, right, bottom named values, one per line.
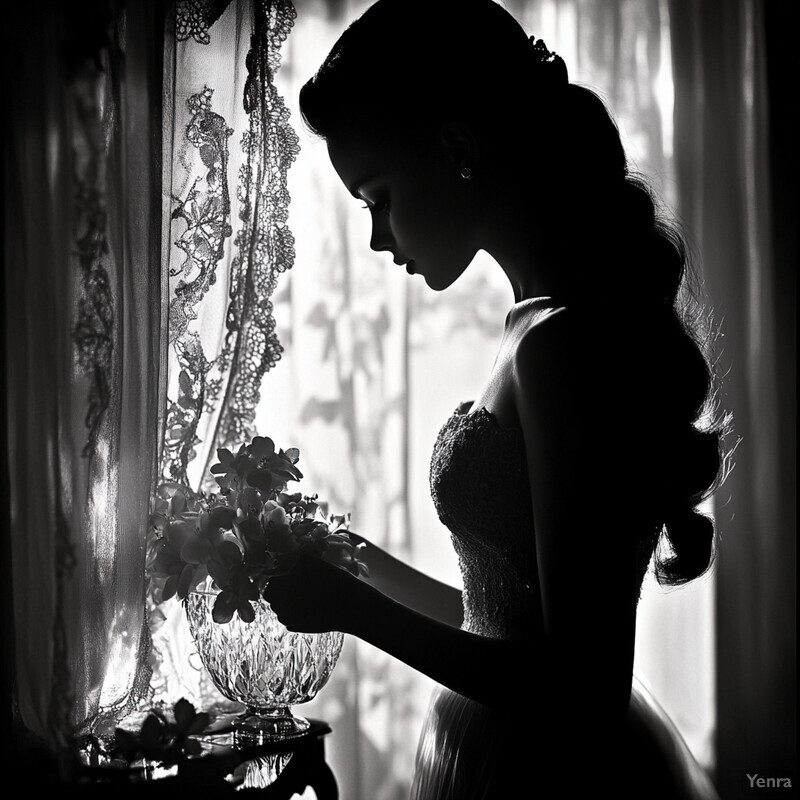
left=262, top=554, right=370, bottom=634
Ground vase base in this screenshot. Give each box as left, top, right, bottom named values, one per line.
left=233, top=708, right=310, bottom=744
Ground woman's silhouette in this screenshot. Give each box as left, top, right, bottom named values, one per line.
left=264, top=1, right=727, bottom=796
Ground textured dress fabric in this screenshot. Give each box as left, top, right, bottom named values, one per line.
left=409, top=397, right=720, bottom=799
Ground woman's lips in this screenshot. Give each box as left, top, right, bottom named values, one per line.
left=393, top=256, right=416, bottom=275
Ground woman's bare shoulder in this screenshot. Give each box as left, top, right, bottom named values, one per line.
left=512, top=305, right=636, bottom=432
left=514, top=303, right=630, bottom=381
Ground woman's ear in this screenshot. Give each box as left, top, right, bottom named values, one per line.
left=439, top=121, right=479, bottom=174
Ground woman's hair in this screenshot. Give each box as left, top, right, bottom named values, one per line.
left=300, top=0, right=730, bottom=585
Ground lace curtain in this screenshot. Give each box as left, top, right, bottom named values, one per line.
left=11, top=0, right=778, bottom=796
left=4, top=0, right=301, bottom=750
left=149, top=0, right=302, bottom=711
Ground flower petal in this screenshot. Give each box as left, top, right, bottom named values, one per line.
left=248, top=436, right=275, bottom=460
left=246, top=469, right=273, bottom=495
left=208, top=505, right=237, bottom=530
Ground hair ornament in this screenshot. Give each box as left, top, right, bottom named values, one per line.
left=528, top=35, right=569, bottom=86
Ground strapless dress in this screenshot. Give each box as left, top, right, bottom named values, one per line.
left=409, top=403, right=720, bottom=799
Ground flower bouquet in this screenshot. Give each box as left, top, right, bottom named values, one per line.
left=147, top=435, right=367, bottom=741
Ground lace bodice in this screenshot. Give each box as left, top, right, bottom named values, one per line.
left=429, top=406, right=542, bottom=641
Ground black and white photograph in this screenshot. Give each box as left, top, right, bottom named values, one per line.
left=3, top=1, right=795, bottom=798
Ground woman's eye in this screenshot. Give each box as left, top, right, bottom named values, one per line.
left=361, top=198, right=390, bottom=214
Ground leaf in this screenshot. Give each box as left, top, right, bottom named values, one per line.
left=234, top=516, right=265, bottom=542
left=162, top=574, right=179, bottom=601
left=216, top=447, right=234, bottom=464
left=114, top=727, right=141, bottom=761
left=149, top=512, right=169, bottom=534
left=177, top=564, right=195, bottom=599
left=238, top=487, right=263, bottom=514
left=216, top=540, right=244, bottom=568
left=140, top=714, right=164, bottom=748
left=212, top=590, right=237, bottom=624
left=271, top=460, right=303, bottom=480
left=190, top=563, right=209, bottom=592
left=189, top=712, right=211, bottom=735
left=173, top=499, right=190, bottom=521
left=183, top=737, right=203, bottom=756
left=207, top=558, right=230, bottom=588
left=237, top=601, right=255, bottom=624
left=173, top=698, right=196, bottom=733
left=239, top=574, right=259, bottom=601
left=180, top=537, right=212, bottom=565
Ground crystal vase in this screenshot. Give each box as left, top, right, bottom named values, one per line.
left=185, top=589, right=344, bottom=744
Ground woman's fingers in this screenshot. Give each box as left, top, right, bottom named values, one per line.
left=262, top=567, right=331, bottom=632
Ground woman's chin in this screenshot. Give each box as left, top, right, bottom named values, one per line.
left=422, top=270, right=463, bottom=293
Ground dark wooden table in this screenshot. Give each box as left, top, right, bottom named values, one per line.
left=200, top=718, right=338, bottom=798
left=57, top=716, right=338, bottom=798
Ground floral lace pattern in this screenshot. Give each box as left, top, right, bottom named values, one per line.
left=71, top=56, right=115, bottom=458
left=175, top=0, right=232, bottom=44
left=162, top=87, right=232, bottom=484
left=202, top=0, right=299, bottom=472
left=162, top=2, right=298, bottom=487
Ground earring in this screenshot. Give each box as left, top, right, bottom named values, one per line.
left=460, top=166, right=473, bottom=181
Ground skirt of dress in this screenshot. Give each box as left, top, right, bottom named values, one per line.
left=409, top=676, right=720, bottom=800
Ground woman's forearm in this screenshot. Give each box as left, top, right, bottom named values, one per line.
left=345, top=582, right=534, bottom=705
left=349, top=534, right=464, bottom=627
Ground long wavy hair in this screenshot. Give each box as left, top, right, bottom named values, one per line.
left=299, top=0, right=730, bottom=585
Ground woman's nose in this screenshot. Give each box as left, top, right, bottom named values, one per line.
left=369, top=216, right=394, bottom=254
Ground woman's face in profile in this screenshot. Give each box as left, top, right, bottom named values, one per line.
left=327, top=128, right=480, bottom=291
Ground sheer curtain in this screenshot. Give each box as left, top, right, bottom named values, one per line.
left=5, top=0, right=164, bottom=746
left=669, top=1, right=796, bottom=795
left=148, top=0, right=302, bottom=711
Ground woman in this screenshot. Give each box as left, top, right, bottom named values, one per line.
left=264, top=1, right=726, bottom=796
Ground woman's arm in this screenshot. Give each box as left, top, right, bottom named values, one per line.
left=347, top=532, right=463, bottom=627
left=512, top=311, right=641, bottom=737
left=263, top=555, right=536, bottom=706
left=265, top=311, right=640, bottom=729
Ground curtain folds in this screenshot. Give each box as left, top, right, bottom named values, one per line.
left=5, top=1, right=166, bottom=743
left=669, top=1, right=796, bottom=794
